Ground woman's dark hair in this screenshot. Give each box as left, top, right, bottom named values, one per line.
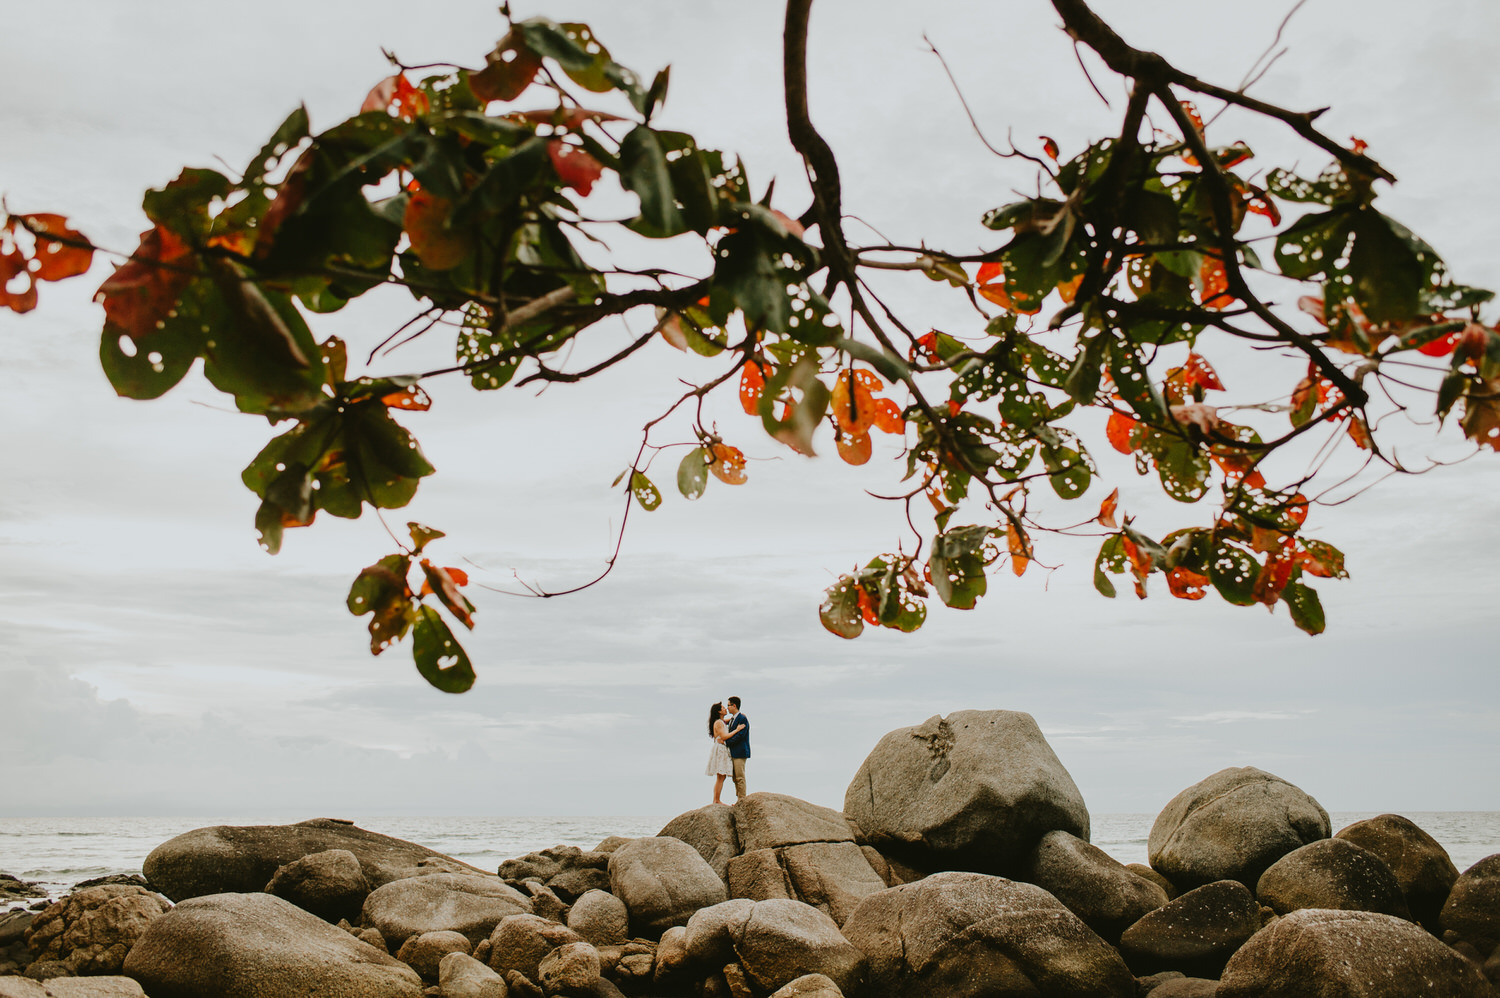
left=707, top=702, right=724, bottom=737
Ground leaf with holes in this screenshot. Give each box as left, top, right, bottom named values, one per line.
left=819, top=576, right=864, bottom=639
left=19, top=214, right=94, bottom=282
left=408, top=522, right=445, bottom=554
left=740, top=361, right=768, bottom=415
left=1007, top=522, right=1030, bottom=577
left=676, top=447, right=711, bottom=500
left=547, top=140, right=604, bottom=196
left=470, top=30, right=544, bottom=102
left=420, top=558, right=475, bottom=629
left=836, top=429, right=872, bottom=466
left=708, top=444, right=747, bottom=484
left=929, top=525, right=993, bottom=610
left=630, top=471, right=662, bottom=510
left=412, top=605, right=476, bottom=693
left=1093, top=534, right=1127, bottom=598
left=1208, top=540, right=1259, bottom=606
left=348, top=554, right=415, bottom=654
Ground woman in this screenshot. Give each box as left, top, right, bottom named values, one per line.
left=705, top=701, right=741, bottom=804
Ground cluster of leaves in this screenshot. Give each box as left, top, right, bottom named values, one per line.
left=8, top=3, right=1499, bottom=688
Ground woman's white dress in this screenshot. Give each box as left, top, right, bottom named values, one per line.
left=706, top=735, right=734, bottom=777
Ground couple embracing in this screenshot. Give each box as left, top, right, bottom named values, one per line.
left=705, top=697, right=750, bottom=805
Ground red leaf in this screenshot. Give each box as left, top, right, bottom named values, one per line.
left=1417, top=331, right=1461, bottom=357
left=1253, top=545, right=1303, bottom=606
left=1096, top=488, right=1119, bottom=529
left=976, top=261, right=1004, bottom=285
left=20, top=214, right=93, bottom=281
left=1041, top=136, right=1059, bottom=161
left=739, top=361, right=767, bottom=416
left=1350, top=137, right=1369, bottom=156
left=1297, top=295, right=1326, bottom=325
left=419, top=558, right=474, bottom=629
left=1106, top=411, right=1138, bottom=454
left=1199, top=254, right=1234, bottom=310
left=836, top=429, right=872, bottom=466
left=382, top=385, right=432, bottom=411
left=1166, top=566, right=1209, bottom=600
left=360, top=76, right=398, bottom=114
left=856, top=588, right=880, bottom=626
left=509, top=107, right=625, bottom=129
left=1347, top=416, right=1373, bottom=450
left=1183, top=352, right=1225, bottom=391
left=768, top=209, right=806, bottom=240
left=362, top=74, right=428, bottom=120
left=0, top=248, right=36, bottom=313
left=1246, top=194, right=1282, bottom=226
left=547, top=140, right=604, bottom=196
left=403, top=191, right=470, bottom=270
left=974, top=261, right=1039, bottom=314
left=470, top=32, right=543, bottom=102
left=1121, top=535, right=1152, bottom=577
left=708, top=443, right=747, bottom=485
left=1285, top=494, right=1309, bottom=527
left=94, top=226, right=194, bottom=340
left=909, top=332, right=938, bottom=364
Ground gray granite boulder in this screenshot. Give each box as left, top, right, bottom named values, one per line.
left=1256, top=838, right=1411, bottom=920
left=841, top=871, right=1134, bottom=997
left=727, top=842, right=888, bottom=926
left=1336, top=813, right=1458, bottom=932
left=659, top=805, right=741, bottom=881
left=769, top=974, right=844, bottom=998
left=1118, top=880, right=1262, bottom=978
left=12, top=981, right=147, bottom=998
left=121, top=892, right=422, bottom=998
left=437, top=951, right=506, bottom=998
left=607, top=837, right=727, bottom=937
left=362, top=874, right=533, bottom=949
left=23, top=886, right=171, bottom=975
left=264, top=848, right=370, bottom=923
left=1443, top=855, right=1500, bottom=952
left=486, top=913, right=582, bottom=982
left=1218, top=907, right=1495, bottom=997
left=844, top=711, right=1089, bottom=876
left=682, top=898, right=865, bottom=996
left=143, top=819, right=486, bottom=902
left=566, top=889, right=628, bottom=947
left=733, top=794, right=854, bottom=853
left=394, top=929, right=470, bottom=981
left=1127, top=864, right=1177, bottom=900
left=1148, top=767, right=1330, bottom=891
left=1019, top=830, right=1167, bottom=942
left=538, top=941, right=601, bottom=993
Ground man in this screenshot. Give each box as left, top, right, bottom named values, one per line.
left=724, top=696, right=751, bottom=801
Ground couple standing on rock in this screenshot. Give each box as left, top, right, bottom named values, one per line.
left=705, top=697, right=750, bottom=805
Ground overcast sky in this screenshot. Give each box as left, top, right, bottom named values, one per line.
left=3, top=0, right=1498, bottom=822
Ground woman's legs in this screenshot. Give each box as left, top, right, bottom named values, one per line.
left=713, top=774, right=726, bottom=804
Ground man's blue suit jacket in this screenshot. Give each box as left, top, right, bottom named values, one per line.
left=726, top=712, right=751, bottom=759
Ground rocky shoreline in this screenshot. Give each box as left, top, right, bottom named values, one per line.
left=1, top=709, right=1496, bottom=997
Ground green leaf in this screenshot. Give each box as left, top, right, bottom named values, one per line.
left=254, top=500, right=285, bottom=555
left=408, top=522, right=445, bottom=553
left=412, top=605, right=477, bottom=693
left=1302, top=538, right=1349, bottom=580
left=835, top=338, right=910, bottom=384
left=1208, top=541, right=1259, bottom=606
left=676, top=447, right=710, bottom=500
left=929, top=525, right=993, bottom=610
left=1064, top=330, right=1106, bottom=404
left=1155, top=438, right=1212, bottom=502
left=143, top=168, right=233, bottom=240
left=1041, top=444, right=1091, bottom=499
left=348, top=554, right=411, bottom=615
left=1393, top=320, right=1467, bottom=353
left=1437, top=369, right=1467, bottom=421
left=1093, top=535, right=1126, bottom=598
left=99, top=314, right=201, bottom=401
left=819, top=577, right=864, bottom=639
left=620, top=126, right=685, bottom=237
left=1107, top=334, right=1169, bottom=423
left=1281, top=581, right=1326, bottom=635
left=630, top=471, right=662, bottom=511
left=243, top=106, right=310, bottom=188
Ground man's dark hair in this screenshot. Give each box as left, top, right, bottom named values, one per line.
left=728, top=696, right=741, bottom=709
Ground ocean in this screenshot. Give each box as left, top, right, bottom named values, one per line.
left=3, top=812, right=1497, bottom=905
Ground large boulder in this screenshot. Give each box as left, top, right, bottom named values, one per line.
left=1218, top=907, right=1495, bottom=997
left=1117, top=880, right=1262, bottom=978
left=121, top=892, right=422, bottom=998
left=394, top=929, right=471, bottom=981
left=840, top=871, right=1135, bottom=998
left=728, top=843, right=888, bottom=926
left=143, top=819, right=486, bottom=902
left=733, top=794, right=854, bottom=853
left=486, top=913, right=582, bottom=982
left=361, top=874, right=533, bottom=949
left=566, top=890, right=628, bottom=947
left=1443, top=855, right=1500, bottom=953
left=659, top=806, right=741, bottom=881
left=7, top=981, right=147, bottom=997
left=1335, top=814, right=1458, bottom=932
left=607, top=837, right=727, bottom=937
left=1256, top=838, right=1411, bottom=920
left=23, top=886, right=171, bottom=975
left=1019, top=830, right=1167, bottom=942
left=537, top=941, right=601, bottom=994
left=437, top=952, right=506, bottom=998
left=263, top=848, right=370, bottom=924
left=843, top=710, right=1090, bottom=876
left=682, top=898, right=866, bottom=996
left=1148, top=767, right=1330, bottom=891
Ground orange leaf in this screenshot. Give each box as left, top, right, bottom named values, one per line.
left=1041, top=136, right=1059, bottom=161
left=1183, top=352, right=1225, bottom=391
left=1199, top=254, right=1234, bottom=310
left=708, top=443, right=747, bottom=485
left=443, top=567, right=469, bottom=586
left=362, top=74, right=428, bottom=121
left=1285, top=493, right=1309, bottom=527
left=1166, top=566, right=1209, bottom=600
left=871, top=397, right=905, bottom=435
left=381, top=385, right=432, bottom=411
left=403, top=191, right=470, bottom=270
left=739, top=361, right=767, bottom=416
left=831, top=369, right=883, bottom=434
left=94, top=226, right=194, bottom=340
left=1056, top=274, right=1083, bottom=304
left=1106, top=411, right=1138, bottom=454
left=1347, top=416, right=1373, bottom=450
left=856, top=588, right=880, bottom=626
left=1246, top=194, right=1282, bottom=226
left=1121, top=534, right=1152, bottom=577
left=1007, top=523, right=1029, bottom=577
left=836, top=429, right=872, bottom=466
left=547, top=140, right=604, bottom=196
left=20, top=214, right=93, bottom=281
left=419, top=558, right=474, bottom=629
left=1252, top=547, right=1303, bottom=606
left=1096, top=488, right=1119, bottom=529
left=976, top=261, right=1004, bottom=285
left=909, top=331, right=939, bottom=364
left=1350, top=137, right=1369, bottom=156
